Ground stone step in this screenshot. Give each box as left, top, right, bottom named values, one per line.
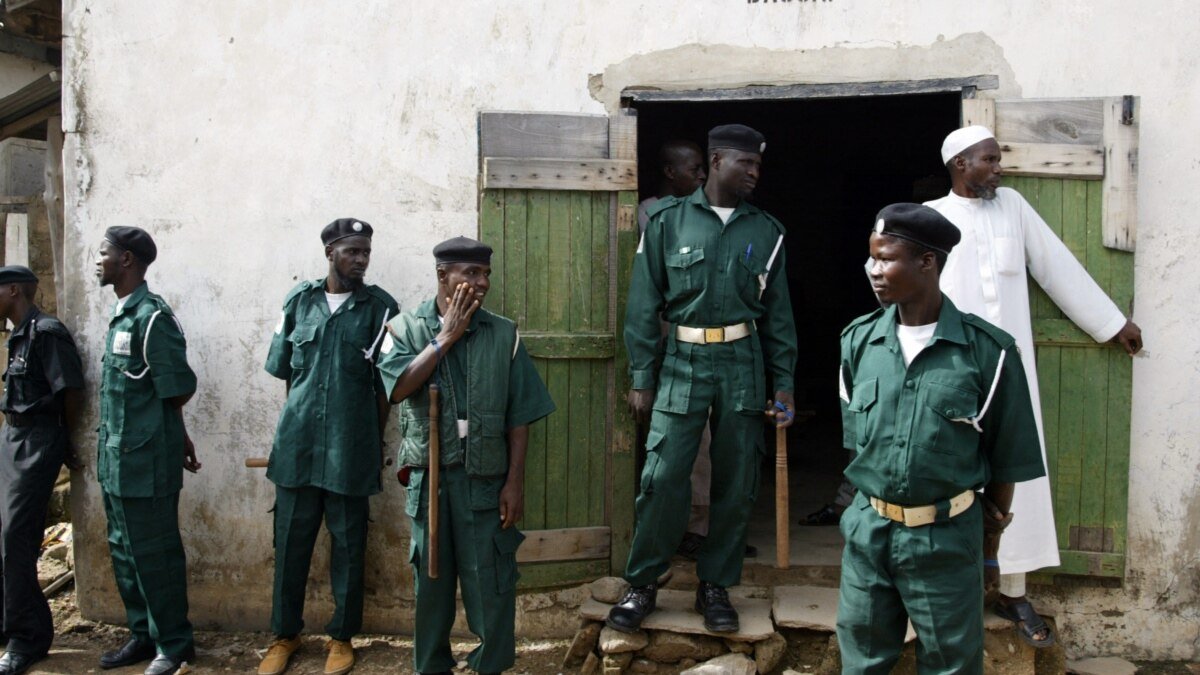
left=579, top=588, right=776, bottom=642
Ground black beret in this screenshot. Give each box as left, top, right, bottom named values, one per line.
left=104, top=226, right=158, bottom=264
left=708, top=124, right=766, bottom=155
left=873, top=203, right=961, bottom=255
left=0, top=265, right=36, bottom=285
left=433, top=236, right=493, bottom=266
left=321, top=218, right=373, bottom=245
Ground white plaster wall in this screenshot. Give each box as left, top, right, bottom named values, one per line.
left=59, top=0, right=1199, bottom=658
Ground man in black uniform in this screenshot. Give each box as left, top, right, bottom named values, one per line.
left=0, top=266, right=84, bottom=674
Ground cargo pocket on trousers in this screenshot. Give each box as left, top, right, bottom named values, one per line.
left=493, top=527, right=525, bottom=593
left=640, top=430, right=665, bottom=496
left=404, top=470, right=426, bottom=519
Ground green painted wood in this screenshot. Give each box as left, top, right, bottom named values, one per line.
left=568, top=359, right=592, bottom=526
left=525, top=358, right=549, bottom=530
left=503, top=190, right=529, bottom=326
left=480, top=190, right=506, bottom=315
left=526, top=191, right=551, bottom=332
left=570, top=191, right=593, bottom=331
left=610, top=190, right=640, bottom=575
left=517, top=558, right=611, bottom=591
left=1008, top=173, right=1135, bottom=578
left=591, top=193, right=612, bottom=526
left=521, top=333, right=615, bottom=359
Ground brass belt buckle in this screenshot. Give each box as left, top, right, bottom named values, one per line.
left=704, top=327, right=724, bottom=343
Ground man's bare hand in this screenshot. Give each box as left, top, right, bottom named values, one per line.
left=182, top=434, right=202, bottom=473
left=768, top=390, right=797, bottom=428
left=437, top=282, right=481, bottom=347
left=627, top=388, right=654, bottom=426
left=1112, top=319, right=1143, bottom=356
left=499, top=475, right=524, bottom=529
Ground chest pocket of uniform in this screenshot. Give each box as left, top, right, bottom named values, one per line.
left=847, top=378, right=877, bottom=445
left=737, top=253, right=767, bottom=298
left=339, top=330, right=371, bottom=377
left=288, top=323, right=318, bottom=370
left=994, top=237, right=1025, bottom=276
left=917, top=381, right=980, bottom=459
left=665, top=248, right=705, bottom=293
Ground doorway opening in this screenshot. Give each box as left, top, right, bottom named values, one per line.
left=630, top=90, right=962, bottom=569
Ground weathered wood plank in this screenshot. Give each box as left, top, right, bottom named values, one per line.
left=503, top=190, right=528, bottom=324
left=960, top=97, right=995, bottom=131
left=1105, top=347, right=1132, bottom=555
left=568, top=359, right=592, bottom=527
left=521, top=333, right=616, bottom=359
left=479, top=111, right=609, bottom=160
left=1102, top=96, right=1138, bottom=251
left=1078, top=347, right=1109, bottom=543
left=609, top=109, right=638, bottom=161
left=517, top=526, right=611, bottom=563
left=483, top=158, right=637, bottom=191
left=1054, top=348, right=1086, bottom=551
left=624, top=76, right=999, bottom=103
left=610, top=192, right=639, bottom=575
left=591, top=359, right=608, bottom=525
left=1032, top=320, right=1093, bottom=345
left=526, top=191, right=551, bottom=331
left=1033, top=178, right=1064, bottom=321
left=995, top=98, right=1104, bottom=145
left=1048, top=550, right=1124, bottom=578
left=479, top=190, right=505, bottom=315
left=590, top=192, right=611, bottom=526
left=517, top=558, right=610, bottom=591
left=999, top=142, right=1103, bottom=179
left=544, top=360, right=570, bottom=530
left=570, top=192, right=592, bottom=331
left=525, top=358, right=549, bottom=530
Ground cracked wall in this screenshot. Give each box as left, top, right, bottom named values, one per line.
left=58, top=0, right=1200, bottom=658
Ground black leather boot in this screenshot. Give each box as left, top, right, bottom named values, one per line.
left=99, top=637, right=156, bottom=669
left=695, top=581, right=739, bottom=633
left=605, top=583, right=657, bottom=633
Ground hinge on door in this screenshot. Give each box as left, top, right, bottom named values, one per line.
left=1121, top=95, right=1135, bottom=125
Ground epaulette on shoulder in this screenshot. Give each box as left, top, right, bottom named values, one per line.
left=365, top=284, right=399, bottom=310
left=140, top=292, right=176, bottom=317
left=762, top=211, right=786, bottom=236
left=283, top=280, right=318, bottom=306
left=840, top=308, right=884, bottom=337
left=962, top=313, right=1018, bottom=349
left=34, top=314, right=71, bottom=338
left=646, top=195, right=681, bottom=219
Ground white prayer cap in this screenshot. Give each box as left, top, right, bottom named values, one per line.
left=940, top=125, right=995, bottom=164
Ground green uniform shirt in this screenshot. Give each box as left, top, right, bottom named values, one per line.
left=376, top=299, right=555, bottom=475
left=625, top=187, right=798, bottom=393
left=265, top=280, right=399, bottom=497
left=839, top=296, right=1044, bottom=505
left=98, top=283, right=197, bottom=498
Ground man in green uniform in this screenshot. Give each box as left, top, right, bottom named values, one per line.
left=836, top=203, right=1045, bottom=674
left=258, top=219, right=398, bottom=675
left=377, top=236, right=554, bottom=675
left=95, top=227, right=200, bottom=675
left=609, top=124, right=798, bottom=634
left=0, top=266, right=84, bottom=675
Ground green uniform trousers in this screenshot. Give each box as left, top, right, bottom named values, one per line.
left=836, top=492, right=984, bottom=674
left=408, top=465, right=523, bottom=675
left=102, top=490, right=194, bottom=658
left=271, top=485, right=368, bottom=640
left=625, top=342, right=765, bottom=589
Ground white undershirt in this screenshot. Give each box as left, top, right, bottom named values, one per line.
left=325, top=291, right=352, bottom=315
left=710, top=206, right=735, bottom=224
left=896, top=322, right=937, bottom=366
left=114, top=293, right=131, bottom=315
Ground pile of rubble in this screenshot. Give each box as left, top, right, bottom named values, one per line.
left=563, top=577, right=788, bottom=674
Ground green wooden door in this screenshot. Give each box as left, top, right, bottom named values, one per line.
left=478, top=111, right=639, bottom=588
left=963, top=97, right=1138, bottom=578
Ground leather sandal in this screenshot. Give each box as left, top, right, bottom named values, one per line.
left=994, top=599, right=1056, bottom=648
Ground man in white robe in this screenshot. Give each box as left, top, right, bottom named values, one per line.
left=926, top=126, right=1143, bottom=647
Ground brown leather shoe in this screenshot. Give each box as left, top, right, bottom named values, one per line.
left=324, top=639, right=355, bottom=675
left=257, top=637, right=301, bottom=675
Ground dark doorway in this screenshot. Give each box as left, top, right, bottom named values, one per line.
left=631, top=92, right=961, bottom=565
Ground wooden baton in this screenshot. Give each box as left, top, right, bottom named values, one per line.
left=427, top=383, right=440, bottom=580
left=245, top=458, right=268, bottom=468
left=775, top=423, right=789, bottom=570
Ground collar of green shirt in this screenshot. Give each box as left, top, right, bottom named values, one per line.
left=684, top=186, right=758, bottom=229
left=866, top=294, right=969, bottom=353
left=112, top=282, right=149, bottom=320
left=413, top=297, right=492, bottom=334
left=306, top=278, right=373, bottom=316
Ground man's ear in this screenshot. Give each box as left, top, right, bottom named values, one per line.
left=325, top=244, right=334, bottom=261
left=119, top=250, right=134, bottom=269
left=921, top=251, right=937, bottom=272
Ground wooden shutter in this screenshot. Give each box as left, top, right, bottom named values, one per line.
left=478, top=110, right=639, bottom=588
left=962, top=97, right=1138, bottom=578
